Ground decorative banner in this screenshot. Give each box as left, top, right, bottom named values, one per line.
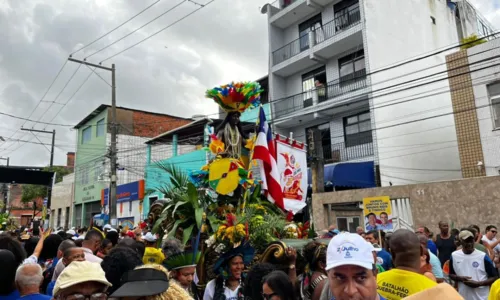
left=362, top=196, right=393, bottom=231
left=102, top=180, right=145, bottom=206
left=119, top=217, right=135, bottom=230
left=276, top=139, right=307, bottom=214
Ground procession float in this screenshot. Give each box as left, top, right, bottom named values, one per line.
left=147, top=81, right=325, bottom=295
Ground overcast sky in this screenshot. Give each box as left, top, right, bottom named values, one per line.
left=0, top=0, right=498, bottom=167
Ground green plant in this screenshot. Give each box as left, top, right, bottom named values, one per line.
left=461, top=34, right=487, bottom=50
left=21, top=166, right=72, bottom=203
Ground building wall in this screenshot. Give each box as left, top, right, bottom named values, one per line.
left=50, top=173, right=74, bottom=229
left=468, top=39, right=500, bottom=176
left=4, top=184, right=43, bottom=226
left=131, top=110, right=192, bottom=137
left=364, top=0, right=462, bottom=186
left=312, top=175, right=500, bottom=233
left=144, top=149, right=207, bottom=218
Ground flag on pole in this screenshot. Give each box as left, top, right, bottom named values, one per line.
left=252, top=107, right=284, bottom=210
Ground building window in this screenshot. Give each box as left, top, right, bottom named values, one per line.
left=82, top=126, right=91, bottom=144
left=488, top=82, right=500, bottom=129
left=57, top=208, right=62, bottom=228
left=74, top=204, right=82, bottom=228
left=344, top=111, right=372, bottom=147
left=96, top=118, right=105, bottom=137
left=299, top=14, right=322, bottom=51
left=339, top=49, right=366, bottom=85
left=306, top=123, right=331, bottom=161
left=334, top=0, right=360, bottom=31
left=65, top=207, right=70, bottom=229
left=430, top=16, right=436, bottom=25
left=302, top=66, right=327, bottom=107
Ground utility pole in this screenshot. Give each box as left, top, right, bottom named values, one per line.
left=68, top=57, right=117, bottom=226
left=20, top=128, right=55, bottom=167
left=0, top=157, right=9, bottom=166
left=308, top=128, right=324, bottom=194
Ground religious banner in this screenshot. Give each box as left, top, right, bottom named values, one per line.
left=362, top=196, right=393, bottom=231
left=276, top=138, right=307, bottom=214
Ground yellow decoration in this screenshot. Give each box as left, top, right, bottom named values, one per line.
left=208, top=158, right=245, bottom=195
left=209, top=139, right=225, bottom=155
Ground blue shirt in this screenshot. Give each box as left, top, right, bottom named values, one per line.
left=0, top=290, right=20, bottom=300
left=376, top=249, right=393, bottom=271
left=17, top=294, right=51, bottom=300
left=428, top=250, right=444, bottom=280
left=427, top=240, right=438, bottom=256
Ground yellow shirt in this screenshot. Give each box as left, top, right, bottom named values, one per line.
left=142, top=247, right=165, bottom=265
left=377, top=268, right=437, bottom=300
left=489, top=279, right=500, bottom=300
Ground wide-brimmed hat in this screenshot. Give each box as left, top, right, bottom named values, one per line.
left=110, top=268, right=169, bottom=298
left=53, top=261, right=112, bottom=296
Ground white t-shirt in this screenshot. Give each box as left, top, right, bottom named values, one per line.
left=482, top=235, right=500, bottom=253
left=203, top=278, right=240, bottom=300
left=450, top=249, right=497, bottom=300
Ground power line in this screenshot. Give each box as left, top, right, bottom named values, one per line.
left=100, top=0, right=216, bottom=63
left=84, top=0, right=187, bottom=60
left=71, top=0, right=162, bottom=55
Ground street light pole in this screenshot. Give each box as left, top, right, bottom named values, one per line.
left=20, top=128, right=55, bottom=167
left=68, top=57, right=117, bottom=225
left=0, top=157, right=9, bottom=166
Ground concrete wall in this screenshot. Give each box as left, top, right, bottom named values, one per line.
left=364, top=0, right=462, bottom=186
left=468, top=39, right=500, bottom=176
left=50, top=173, right=74, bottom=229
left=312, top=175, right=500, bottom=234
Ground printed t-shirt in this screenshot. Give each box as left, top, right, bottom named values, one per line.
left=203, top=279, right=240, bottom=300
left=449, top=249, right=497, bottom=300
left=142, top=247, right=165, bottom=265
left=377, top=268, right=437, bottom=300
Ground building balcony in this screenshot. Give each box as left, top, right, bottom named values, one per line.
left=271, top=6, right=362, bottom=76
left=322, top=138, right=374, bottom=164
left=273, top=69, right=368, bottom=120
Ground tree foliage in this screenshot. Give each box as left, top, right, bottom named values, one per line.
left=21, top=166, right=72, bottom=203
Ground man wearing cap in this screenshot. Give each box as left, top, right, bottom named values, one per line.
left=377, top=229, right=437, bottom=299
left=53, top=261, right=111, bottom=300
left=322, top=232, right=384, bottom=300
left=449, top=229, right=498, bottom=300
left=142, top=232, right=165, bottom=264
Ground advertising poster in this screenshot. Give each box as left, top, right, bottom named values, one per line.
left=276, top=139, right=307, bottom=214
left=363, top=196, right=393, bottom=231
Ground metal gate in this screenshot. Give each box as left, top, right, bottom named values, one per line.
left=390, top=198, right=413, bottom=231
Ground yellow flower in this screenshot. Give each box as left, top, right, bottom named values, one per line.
left=216, top=225, right=227, bottom=238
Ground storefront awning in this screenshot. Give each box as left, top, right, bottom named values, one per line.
left=308, top=161, right=376, bottom=189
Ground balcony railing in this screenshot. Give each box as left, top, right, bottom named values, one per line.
left=323, top=138, right=374, bottom=163
left=269, top=0, right=300, bottom=13
left=273, top=70, right=367, bottom=119
left=272, top=6, right=361, bottom=66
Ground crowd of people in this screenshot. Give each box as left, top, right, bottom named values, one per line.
left=1, top=222, right=500, bottom=300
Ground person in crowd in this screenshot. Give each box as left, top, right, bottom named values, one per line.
left=435, top=221, right=456, bottom=266
left=416, top=233, right=444, bottom=283
left=0, top=234, right=27, bottom=267
left=321, top=228, right=340, bottom=239
left=74, top=239, right=83, bottom=247
left=419, top=243, right=436, bottom=282
left=262, top=270, right=296, bottom=300
left=15, top=263, right=51, bottom=300
left=105, top=231, right=119, bottom=247
left=356, top=226, right=364, bottom=235
left=47, top=245, right=86, bottom=296
left=142, top=232, right=165, bottom=264
left=161, top=238, right=184, bottom=259
left=23, top=237, right=39, bottom=257
left=489, top=278, right=500, bottom=300
left=51, top=240, right=77, bottom=283
left=135, top=241, right=145, bottom=258
left=0, top=249, right=19, bottom=300
left=377, top=229, right=437, bottom=299
left=52, top=261, right=111, bottom=300
left=366, top=213, right=379, bottom=231
left=82, top=229, right=103, bottom=263
left=243, top=263, right=277, bottom=300
left=110, top=264, right=191, bottom=300
left=300, top=241, right=327, bottom=300
left=203, top=243, right=255, bottom=300
left=320, top=232, right=383, bottom=300
left=101, top=246, right=143, bottom=295
left=365, top=230, right=392, bottom=271
left=416, top=226, right=438, bottom=256
left=163, top=250, right=200, bottom=299
left=449, top=229, right=498, bottom=300
left=470, top=225, right=494, bottom=258
left=482, top=225, right=500, bottom=268
left=97, top=239, right=113, bottom=259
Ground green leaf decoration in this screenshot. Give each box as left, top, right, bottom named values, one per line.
left=167, top=219, right=182, bottom=239
left=195, top=207, right=203, bottom=229
left=182, top=224, right=195, bottom=245
left=171, top=201, right=188, bottom=218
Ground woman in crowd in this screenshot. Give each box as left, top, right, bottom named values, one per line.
left=97, top=239, right=113, bottom=259
left=101, top=246, right=143, bottom=295
left=300, top=241, right=327, bottom=300
left=262, top=270, right=296, bottom=300
left=243, top=263, right=277, bottom=300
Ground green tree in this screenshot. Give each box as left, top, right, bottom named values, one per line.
left=21, top=166, right=72, bottom=203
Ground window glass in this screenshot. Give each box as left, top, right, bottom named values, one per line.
left=82, top=127, right=91, bottom=144
left=96, top=119, right=105, bottom=137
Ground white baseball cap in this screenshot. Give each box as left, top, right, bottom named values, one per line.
left=103, top=224, right=112, bottom=230
left=326, top=232, right=376, bottom=271
left=143, top=232, right=156, bottom=242
left=66, top=229, right=76, bottom=236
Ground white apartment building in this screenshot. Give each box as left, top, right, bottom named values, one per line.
left=261, top=0, right=495, bottom=187
left=50, top=173, right=75, bottom=230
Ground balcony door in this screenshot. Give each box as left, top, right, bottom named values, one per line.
left=306, top=123, right=331, bottom=160
left=302, top=66, right=326, bottom=108
left=299, top=14, right=322, bottom=51
left=334, top=0, right=360, bottom=32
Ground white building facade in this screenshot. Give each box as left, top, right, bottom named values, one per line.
left=262, top=0, right=495, bottom=186
left=50, top=173, right=75, bottom=230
